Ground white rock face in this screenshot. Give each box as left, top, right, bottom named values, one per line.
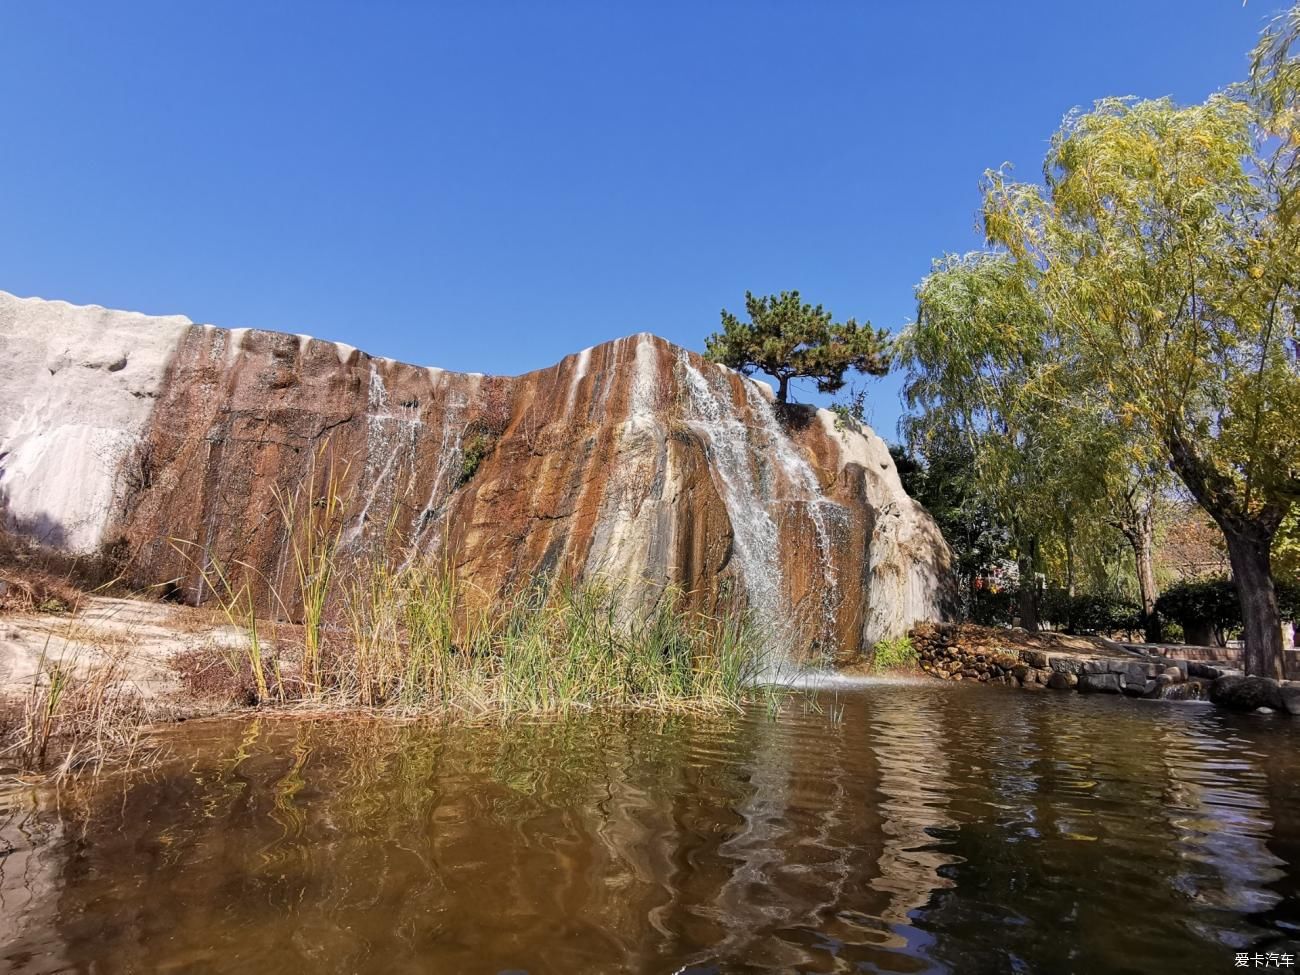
left=0, top=291, right=191, bottom=552
left=815, top=409, right=952, bottom=647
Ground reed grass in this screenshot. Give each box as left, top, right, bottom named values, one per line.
left=0, top=605, right=161, bottom=780
left=178, top=453, right=775, bottom=716
left=192, top=544, right=768, bottom=716
left=320, top=562, right=759, bottom=714
left=274, top=450, right=348, bottom=698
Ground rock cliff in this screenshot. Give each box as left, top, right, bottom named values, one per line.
left=0, top=290, right=953, bottom=659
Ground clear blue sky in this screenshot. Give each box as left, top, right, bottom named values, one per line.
left=1, top=2, right=1282, bottom=440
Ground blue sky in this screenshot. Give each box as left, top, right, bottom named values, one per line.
left=1, top=2, right=1281, bottom=440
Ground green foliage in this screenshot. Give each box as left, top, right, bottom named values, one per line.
left=458, top=431, right=493, bottom=486
left=1040, top=588, right=1143, bottom=636
left=983, top=90, right=1300, bottom=535
left=899, top=251, right=1155, bottom=627
left=829, top=403, right=860, bottom=434
left=1155, top=578, right=1246, bottom=637
left=871, top=635, right=918, bottom=672
left=904, top=13, right=1300, bottom=668
left=1275, top=512, right=1300, bottom=585
left=704, top=290, right=891, bottom=404
left=830, top=385, right=870, bottom=433
left=890, top=438, right=1013, bottom=613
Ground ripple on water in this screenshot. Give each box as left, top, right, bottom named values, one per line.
left=1, top=685, right=1298, bottom=974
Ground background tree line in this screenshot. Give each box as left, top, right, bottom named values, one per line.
left=897, top=8, right=1300, bottom=677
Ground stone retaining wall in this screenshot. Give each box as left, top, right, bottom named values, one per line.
left=908, top=623, right=1300, bottom=715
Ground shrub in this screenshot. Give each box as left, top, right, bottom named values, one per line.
left=872, top=635, right=918, bottom=672
left=458, top=431, right=493, bottom=486
left=968, top=585, right=1013, bottom=626
left=1041, top=588, right=1143, bottom=636
left=1155, top=578, right=1242, bottom=643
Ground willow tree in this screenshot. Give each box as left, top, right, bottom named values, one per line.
left=901, top=252, right=1115, bottom=631
left=704, top=291, right=891, bottom=404
left=983, top=44, right=1300, bottom=675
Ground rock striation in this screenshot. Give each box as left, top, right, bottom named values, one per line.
left=0, top=291, right=954, bottom=660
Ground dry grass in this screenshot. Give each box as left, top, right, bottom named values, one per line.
left=0, top=571, right=79, bottom=615
left=0, top=637, right=162, bottom=781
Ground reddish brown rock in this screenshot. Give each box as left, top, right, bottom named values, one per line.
left=0, top=292, right=955, bottom=660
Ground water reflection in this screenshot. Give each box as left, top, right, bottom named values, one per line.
left=1, top=685, right=1298, bottom=974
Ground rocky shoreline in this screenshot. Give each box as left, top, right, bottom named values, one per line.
left=909, top=622, right=1300, bottom=716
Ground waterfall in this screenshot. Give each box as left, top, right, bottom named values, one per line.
left=565, top=346, right=592, bottom=415
left=407, top=371, right=472, bottom=555
left=344, top=362, right=422, bottom=549
left=740, top=382, right=846, bottom=655
left=678, top=353, right=791, bottom=662
left=678, top=352, right=850, bottom=664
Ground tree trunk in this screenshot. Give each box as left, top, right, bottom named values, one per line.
left=1124, top=511, right=1161, bottom=644
left=1184, top=619, right=1221, bottom=648
left=1017, top=539, right=1039, bottom=632
left=776, top=374, right=789, bottom=404
left=1223, top=525, right=1285, bottom=680
left=1165, top=427, right=1286, bottom=678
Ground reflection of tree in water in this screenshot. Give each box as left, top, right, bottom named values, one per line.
left=915, top=693, right=1296, bottom=973
left=2, top=693, right=1299, bottom=974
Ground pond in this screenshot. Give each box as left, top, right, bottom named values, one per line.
left=2, top=681, right=1298, bottom=973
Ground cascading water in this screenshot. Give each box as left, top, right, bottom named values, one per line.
left=677, top=353, right=793, bottom=671
left=407, top=369, right=471, bottom=556
left=740, top=382, right=847, bottom=656
left=565, top=346, right=592, bottom=415
left=344, top=363, right=422, bottom=550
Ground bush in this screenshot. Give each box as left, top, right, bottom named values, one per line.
left=457, top=431, right=493, bottom=486
left=968, top=585, right=1013, bottom=626
left=1155, top=577, right=1241, bottom=643
left=1155, top=576, right=1300, bottom=644
left=872, top=635, right=918, bottom=672
left=1041, top=588, right=1143, bottom=636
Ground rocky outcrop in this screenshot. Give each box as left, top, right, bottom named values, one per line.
left=0, top=291, right=954, bottom=659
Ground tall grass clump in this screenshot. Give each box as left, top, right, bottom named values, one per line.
left=194, top=544, right=767, bottom=716
left=176, top=455, right=774, bottom=717
left=872, top=635, right=918, bottom=673
left=274, top=450, right=348, bottom=699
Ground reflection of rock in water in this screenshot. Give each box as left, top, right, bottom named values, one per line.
left=4, top=691, right=1300, bottom=973
left=866, top=694, right=958, bottom=924
left=0, top=794, right=70, bottom=972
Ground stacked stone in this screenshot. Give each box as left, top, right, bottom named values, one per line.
left=910, top=623, right=1221, bottom=701
left=913, top=623, right=1024, bottom=686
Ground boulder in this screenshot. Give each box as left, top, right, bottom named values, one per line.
left=1020, top=649, right=1049, bottom=669
left=1210, top=675, right=1283, bottom=712
left=1049, top=656, right=1083, bottom=676
left=0, top=292, right=957, bottom=661
left=1046, top=670, right=1077, bottom=691
left=1161, top=666, right=1185, bottom=684
left=1278, top=681, right=1300, bottom=717
left=1111, top=660, right=1157, bottom=682
left=1079, top=673, right=1121, bottom=694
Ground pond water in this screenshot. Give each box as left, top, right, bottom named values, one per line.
left=1, top=681, right=1298, bottom=974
